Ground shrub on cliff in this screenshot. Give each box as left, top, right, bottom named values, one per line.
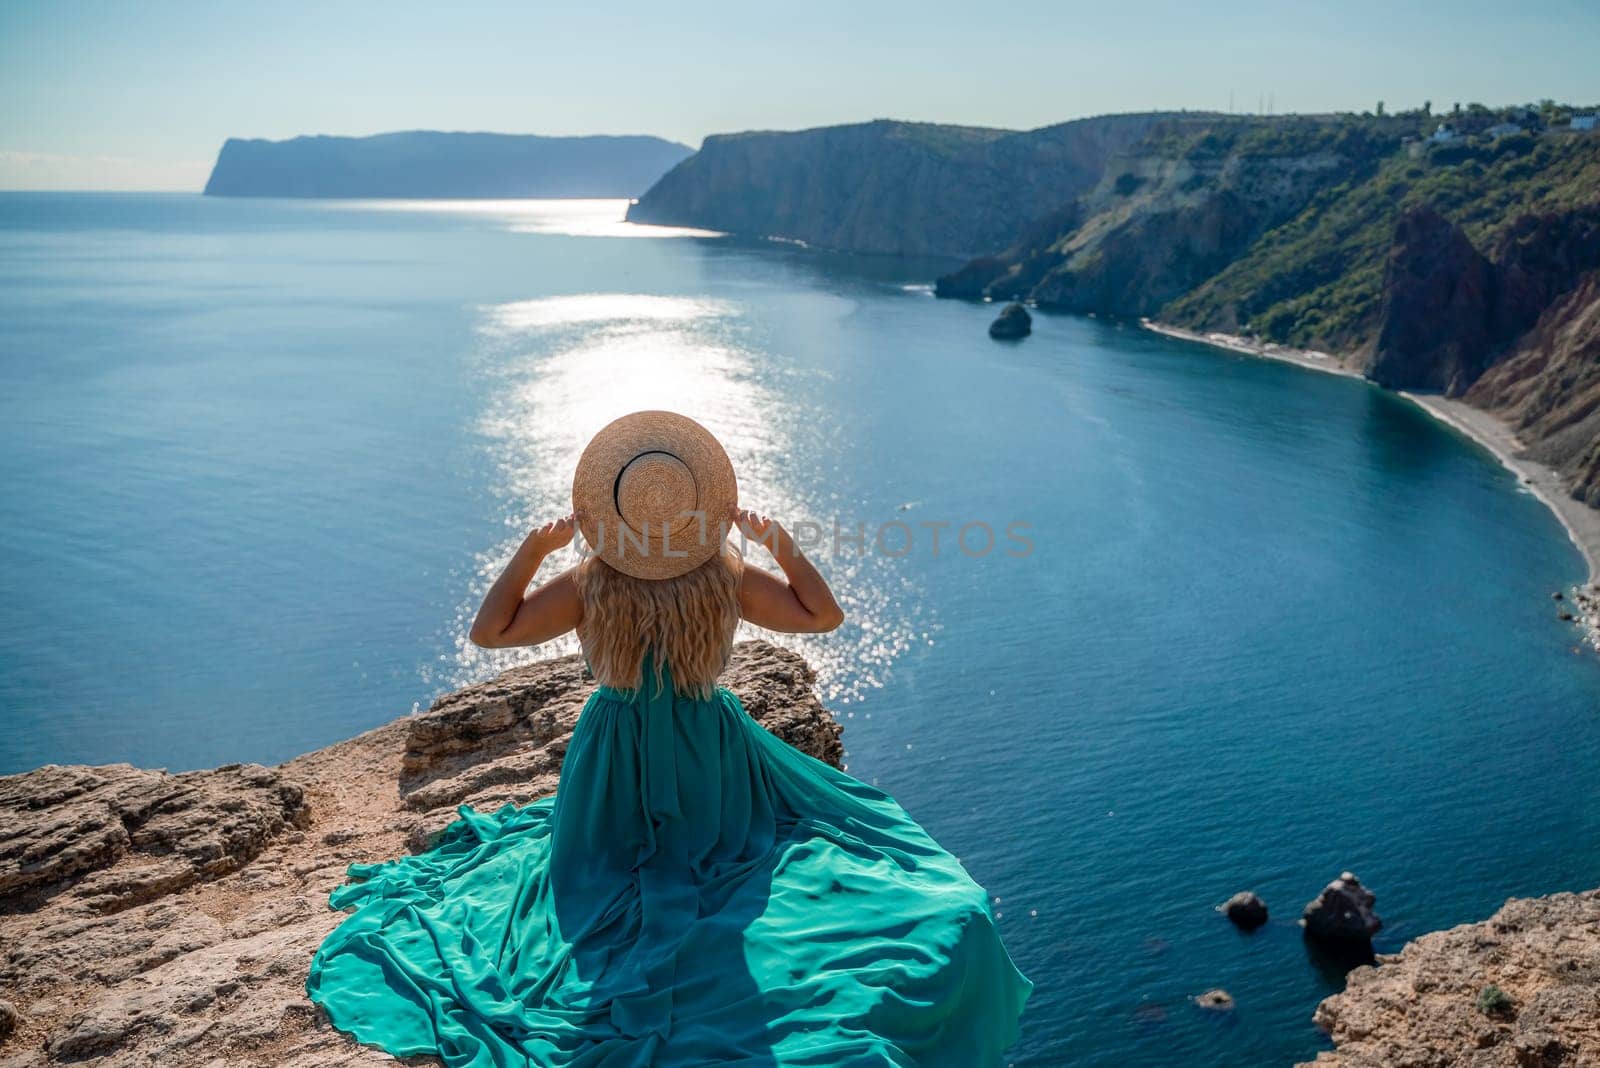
left=1476, top=984, right=1514, bottom=1017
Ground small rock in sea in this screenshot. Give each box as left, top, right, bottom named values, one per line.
left=1220, top=891, right=1269, bottom=930
left=1301, top=871, right=1383, bottom=943
left=988, top=302, right=1032, bottom=339
left=1558, top=610, right=1575, bottom=621
left=1195, top=989, right=1235, bottom=1012
left=1552, top=591, right=1564, bottom=601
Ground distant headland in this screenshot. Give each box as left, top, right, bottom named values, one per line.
left=203, top=130, right=693, bottom=199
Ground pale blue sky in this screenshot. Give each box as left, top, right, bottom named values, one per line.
left=2, top=0, right=1597, bottom=190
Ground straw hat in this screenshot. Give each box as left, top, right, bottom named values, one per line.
left=572, top=410, right=738, bottom=580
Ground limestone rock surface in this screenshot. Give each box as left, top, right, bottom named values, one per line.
left=0, top=640, right=839, bottom=1067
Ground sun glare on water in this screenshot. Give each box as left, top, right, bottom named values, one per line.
left=337, top=198, right=722, bottom=239
left=437, top=292, right=925, bottom=706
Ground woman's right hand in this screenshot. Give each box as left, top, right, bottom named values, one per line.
left=527, top=512, right=577, bottom=555
left=470, top=513, right=583, bottom=650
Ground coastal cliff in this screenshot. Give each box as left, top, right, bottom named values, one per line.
left=627, top=106, right=1600, bottom=517
left=981, top=118, right=1600, bottom=515
left=203, top=131, right=693, bottom=198
left=953, top=115, right=1411, bottom=316
left=625, top=115, right=1174, bottom=258
left=1468, top=272, right=1600, bottom=506
left=1302, top=890, right=1600, bottom=1067
left=0, top=641, right=839, bottom=1066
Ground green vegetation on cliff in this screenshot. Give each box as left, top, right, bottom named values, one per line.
left=1134, top=112, right=1422, bottom=161
left=1164, top=132, right=1600, bottom=351
left=947, top=114, right=1423, bottom=318
left=629, top=105, right=1600, bottom=509
left=924, top=106, right=1600, bottom=510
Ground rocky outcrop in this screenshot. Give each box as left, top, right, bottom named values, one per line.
left=0, top=763, right=308, bottom=912
left=1302, top=872, right=1383, bottom=943
left=203, top=131, right=693, bottom=198
left=988, top=302, right=1032, bottom=339
left=626, top=114, right=1174, bottom=258
left=1221, top=891, right=1269, bottom=930
left=0, top=641, right=839, bottom=1067
left=1367, top=205, right=1600, bottom=395
left=1364, top=204, right=1600, bottom=510
left=1302, top=889, right=1600, bottom=1067
left=1366, top=207, right=1502, bottom=392
left=1468, top=271, right=1600, bottom=507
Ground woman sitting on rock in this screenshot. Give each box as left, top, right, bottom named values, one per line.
left=306, top=410, right=1033, bottom=1066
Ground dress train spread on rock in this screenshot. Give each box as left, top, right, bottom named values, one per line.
left=307, top=663, right=1032, bottom=1066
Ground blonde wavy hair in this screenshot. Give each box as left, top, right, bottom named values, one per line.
left=574, top=543, right=744, bottom=698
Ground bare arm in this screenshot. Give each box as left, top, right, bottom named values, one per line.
left=735, top=508, right=845, bottom=634
left=469, top=514, right=583, bottom=649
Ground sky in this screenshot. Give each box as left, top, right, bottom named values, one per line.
left=2, top=0, right=1597, bottom=191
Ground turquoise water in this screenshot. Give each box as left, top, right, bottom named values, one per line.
left=2, top=193, right=1597, bottom=1066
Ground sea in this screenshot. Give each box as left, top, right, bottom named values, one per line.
left=2, top=192, right=1597, bottom=1066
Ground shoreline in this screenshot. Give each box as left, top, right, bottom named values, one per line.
left=1141, top=319, right=1366, bottom=381
left=1141, top=319, right=1600, bottom=597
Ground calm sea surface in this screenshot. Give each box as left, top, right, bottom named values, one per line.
left=3, top=193, right=1598, bottom=1066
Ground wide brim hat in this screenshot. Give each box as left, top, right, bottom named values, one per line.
left=572, top=410, right=738, bottom=580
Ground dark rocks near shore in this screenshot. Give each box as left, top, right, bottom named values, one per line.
left=1301, top=871, right=1383, bottom=944
left=989, top=302, right=1033, bottom=339
left=1221, top=891, right=1269, bottom=930
left=935, top=256, right=1008, bottom=300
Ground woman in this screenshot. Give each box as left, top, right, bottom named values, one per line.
left=307, top=411, right=1033, bottom=1066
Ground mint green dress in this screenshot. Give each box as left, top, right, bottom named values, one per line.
left=306, top=658, right=1033, bottom=1066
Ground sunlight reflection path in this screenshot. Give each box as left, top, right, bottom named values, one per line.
left=332, top=198, right=721, bottom=238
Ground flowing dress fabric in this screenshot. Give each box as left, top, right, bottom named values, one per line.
left=307, top=666, right=1033, bottom=1066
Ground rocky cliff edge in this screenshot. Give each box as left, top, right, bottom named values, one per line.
left=0, top=640, right=840, bottom=1067
left=1303, top=890, right=1600, bottom=1068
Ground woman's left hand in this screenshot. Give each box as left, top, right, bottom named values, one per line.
left=734, top=507, right=782, bottom=547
